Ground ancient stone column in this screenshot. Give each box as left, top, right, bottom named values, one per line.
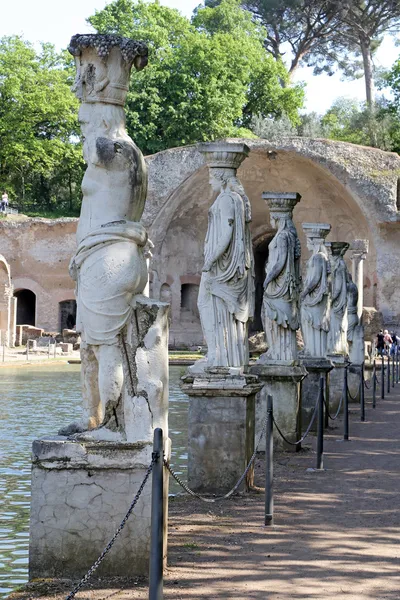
left=299, top=223, right=333, bottom=428
left=250, top=193, right=306, bottom=449
left=184, top=142, right=261, bottom=493
left=351, top=239, right=369, bottom=319
left=30, top=34, right=169, bottom=581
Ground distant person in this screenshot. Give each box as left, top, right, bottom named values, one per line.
left=1, top=191, right=8, bottom=212
left=376, top=329, right=385, bottom=356
left=391, top=331, right=399, bottom=356
left=384, top=329, right=393, bottom=355
left=66, top=313, right=75, bottom=329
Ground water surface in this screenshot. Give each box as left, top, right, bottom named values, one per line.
left=0, top=364, right=188, bottom=597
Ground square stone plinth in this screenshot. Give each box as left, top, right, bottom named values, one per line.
left=250, top=363, right=307, bottom=451
left=327, top=354, right=349, bottom=413
left=299, top=358, right=333, bottom=430
left=182, top=370, right=262, bottom=494
left=29, top=437, right=167, bottom=579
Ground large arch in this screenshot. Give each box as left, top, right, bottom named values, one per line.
left=147, top=139, right=391, bottom=346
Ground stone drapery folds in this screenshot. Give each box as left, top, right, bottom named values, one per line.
left=261, top=192, right=302, bottom=362
left=195, top=142, right=255, bottom=369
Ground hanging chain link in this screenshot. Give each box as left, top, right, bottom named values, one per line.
left=65, top=458, right=155, bottom=600
left=273, top=388, right=320, bottom=447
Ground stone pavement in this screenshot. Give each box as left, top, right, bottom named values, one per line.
left=10, top=382, right=400, bottom=599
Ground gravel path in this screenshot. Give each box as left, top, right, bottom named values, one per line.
left=9, top=385, right=400, bottom=599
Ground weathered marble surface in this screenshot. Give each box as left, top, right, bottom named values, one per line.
left=182, top=369, right=261, bottom=493
left=29, top=438, right=167, bottom=579
left=261, top=193, right=301, bottom=363
left=194, top=142, right=254, bottom=369
left=351, top=239, right=369, bottom=319
left=327, top=242, right=350, bottom=355
left=300, top=223, right=331, bottom=358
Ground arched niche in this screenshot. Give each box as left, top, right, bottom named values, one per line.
left=59, top=299, right=77, bottom=331
left=14, top=289, right=36, bottom=326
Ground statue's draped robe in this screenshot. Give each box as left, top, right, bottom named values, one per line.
left=347, top=282, right=359, bottom=343
left=263, top=225, right=300, bottom=361
left=70, top=221, right=148, bottom=345
left=301, top=252, right=330, bottom=357
left=198, top=190, right=254, bottom=367
left=328, top=257, right=348, bottom=354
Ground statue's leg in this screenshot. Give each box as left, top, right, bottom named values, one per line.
left=81, top=343, right=102, bottom=429
left=58, top=343, right=101, bottom=435
left=93, top=343, right=124, bottom=419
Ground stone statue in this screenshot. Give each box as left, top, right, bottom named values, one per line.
left=327, top=242, right=350, bottom=355
left=347, top=273, right=359, bottom=343
left=59, top=35, right=168, bottom=441
left=261, top=193, right=301, bottom=362
left=300, top=223, right=331, bottom=358
left=194, top=142, right=254, bottom=369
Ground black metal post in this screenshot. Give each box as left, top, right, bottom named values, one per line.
left=325, top=372, right=329, bottom=429
left=317, top=377, right=324, bottom=469
left=265, top=395, right=274, bottom=526
left=360, top=364, right=365, bottom=422
left=381, top=358, right=385, bottom=400
left=344, top=365, right=349, bottom=441
left=392, top=353, right=395, bottom=388
left=149, top=428, right=164, bottom=600
left=387, top=353, right=391, bottom=395
left=372, top=360, right=376, bottom=409
left=397, top=352, right=399, bottom=384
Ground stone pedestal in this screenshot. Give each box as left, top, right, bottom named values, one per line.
left=29, top=437, right=169, bottom=579
left=182, top=369, right=262, bottom=494
left=299, top=358, right=333, bottom=430
left=327, top=354, right=349, bottom=413
left=250, top=362, right=307, bottom=450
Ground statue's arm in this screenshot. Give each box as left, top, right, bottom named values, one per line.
left=203, top=195, right=235, bottom=271
left=264, top=235, right=288, bottom=287
left=300, top=256, right=323, bottom=300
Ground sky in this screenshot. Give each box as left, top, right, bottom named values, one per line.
left=1, top=0, right=398, bottom=113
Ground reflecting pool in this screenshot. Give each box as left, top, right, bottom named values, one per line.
left=0, top=364, right=189, bottom=597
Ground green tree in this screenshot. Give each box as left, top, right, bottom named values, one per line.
left=88, top=0, right=304, bottom=154
left=0, top=36, right=83, bottom=214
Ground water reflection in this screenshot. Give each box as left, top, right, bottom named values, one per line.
left=0, top=364, right=188, bottom=597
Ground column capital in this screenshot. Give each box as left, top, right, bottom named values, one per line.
left=350, top=239, right=369, bottom=260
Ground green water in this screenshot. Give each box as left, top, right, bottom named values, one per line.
left=0, top=364, right=189, bottom=597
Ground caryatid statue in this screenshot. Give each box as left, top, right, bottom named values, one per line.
left=196, top=142, right=254, bottom=368
left=60, top=35, right=150, bottom=438
left=261, top=193, right=301, bottom=362
left=300, top=223, right=331, bottom=358
left=327, top=242, right=350, bottom=355
left=347, top=273, right=359, bottom=344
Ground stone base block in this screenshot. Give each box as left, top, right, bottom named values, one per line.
left=182, top=370, right=262, bottom=494
left=348, top=363, right=362, bottom=402
left=299, top=358, right=333, bottom=430
left=250, top=363, right=307, bottom=451
left=327, top=354, right=349, bottom=413
left=29, top=437, right=168, bottom=579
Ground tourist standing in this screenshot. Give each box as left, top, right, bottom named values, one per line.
left=376, top=329, right=385, bottom=356
left=1, top=191, right=8, bottom=213
left=384, top=329, right=393, bottom=355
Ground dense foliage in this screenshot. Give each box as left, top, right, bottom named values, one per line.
left=0, top=36, right=83, bottom=214
left=88, top=0, right=304, bottom=155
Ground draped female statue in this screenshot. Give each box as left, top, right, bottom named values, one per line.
left=195, top=143, right=254, bottom=368
left=327, top=242, right=350, bottom=354
left=300, top=223, right=331, bottom=358
left=262, top=193, right=301, bottom=362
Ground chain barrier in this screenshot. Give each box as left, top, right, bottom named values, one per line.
left=164, top=414, right=269, bottom=504
left=65, top=459, right=155, bottom=600
left=347, top=384, right=359, bottom=402
left=324, top=387, right=344, bottom=421
left=272, top=388, right=320, bottom=447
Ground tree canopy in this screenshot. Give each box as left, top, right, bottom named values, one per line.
left=88, top=0, right=304, bottom=155
left=0, top=36, right=83, bottom=214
